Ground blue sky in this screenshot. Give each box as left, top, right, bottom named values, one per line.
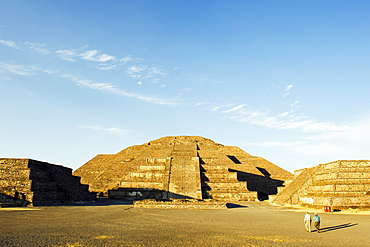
left=1, top=0, right=370, bottom=172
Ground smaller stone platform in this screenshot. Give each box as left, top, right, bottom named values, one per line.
left=133, top=199, right=227, bottom=209
left=270, top=160, right=370, bottom=210
left=0, top=158, right=95, bottom=206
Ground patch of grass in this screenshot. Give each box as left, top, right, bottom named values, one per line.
left=93, top=235, right=116, bottom=239
left=52, top=242, right=83, bottom=247
left=237, top=235, right=312, bottom=243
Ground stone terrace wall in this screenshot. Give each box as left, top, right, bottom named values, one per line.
left=0, top=159, right=33, bottom=205
left=271, top=160, right=370, bottom=209
left=0, top=158, right=94, bottom=206
left=307, top=160, right=370, bottom=209
left=133, top=199, right=227, bottom=209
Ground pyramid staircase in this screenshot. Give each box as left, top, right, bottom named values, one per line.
left=201, top=162, right=257, bottom=201
left=270, top=166, right=320, bottom=206
left=167, top=143, right=202, bottom=199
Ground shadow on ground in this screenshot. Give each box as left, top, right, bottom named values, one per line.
left=314, top=223, right=358, bottom=233
left=226, top=203, right=248, bottom=209
left=50, top=198, right=134, bottom=207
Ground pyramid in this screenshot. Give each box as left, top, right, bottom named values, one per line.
left=73, top=136, right=293, bottom=201
left=0, top=158, right=95, bottom=206
left=270, top=160, right=370, bottom=209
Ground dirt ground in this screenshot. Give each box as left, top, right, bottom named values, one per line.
left=1, top=200, right=369, bottom=247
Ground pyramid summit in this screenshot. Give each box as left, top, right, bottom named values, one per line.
left=73, top=136, right=293, bottom=201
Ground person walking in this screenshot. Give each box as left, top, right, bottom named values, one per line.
left=313, top=213, right=321, bottom=233
left=304, top=212, right=312, bottom=232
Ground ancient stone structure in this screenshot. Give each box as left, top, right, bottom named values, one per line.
left=73, top=136, right=293, bottom=201
left=0, top=159, right=95, bottom=206
left=270, top=160, right=370, bottom=209
left=133, top=199, right=227, bottom=209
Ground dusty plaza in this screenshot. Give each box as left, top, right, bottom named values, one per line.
left=1, top=200, right=369, bottom=247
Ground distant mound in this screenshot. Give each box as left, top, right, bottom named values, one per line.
left=74, top=136, right=293, bottom=201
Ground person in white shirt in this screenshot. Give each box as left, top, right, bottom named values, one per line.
left=304, top=212, right=312, bottom=232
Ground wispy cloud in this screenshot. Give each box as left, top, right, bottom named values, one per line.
left=283, top=84, right=293, bottom=98
left=0, top=59, right=177, bottom=105
left=0, top=38, right=176, bottom=104
left=24, top=41, right=51, bottom=54
left=200, top=78, right=224, bottom=84
left=98, top=64, right=117, bottom=70
left=147, top=67, right=167, bottom=78
left=0, top=40, right=141, bottom=71
left=78, top=125, right=129, bottom=136
left=291, top=100, right=300, bottom=108
left=0, top=39, right=169, bottom=88
left=211, top=106, right=221, bottom=111
left=80, top=50, right=115, bottom=62
left=0, top=40, right=19, bottom=49
left=120, top=56, right=141, bottom=63
left=212, top=103, right=349, bottom=133
left=246, top=141, right=306, bottom=147
left=251, top=116, right=370, bottom=160
left=0, top=61, right=40, bottom=76
left=55, top=49, right=139, bottom=69
left=221, top=104, right=247, bottom=113
left=234, top=105, right=370, bottom=164
left=182, top=87, right=192, bottom=92
left=60, top=73, right=177, bottom=105
left=127, top=65, right=146, bottom=79
left=56, top=49, right=78, bottom=62
left=126, top=65, right=167, bottom=83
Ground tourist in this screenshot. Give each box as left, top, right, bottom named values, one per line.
left=304, top=212, right=311, bottom=232
left=313, top=213, right=321, bottom=233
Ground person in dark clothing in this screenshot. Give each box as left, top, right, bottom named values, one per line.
left=313, top=213, right=321, bottom=233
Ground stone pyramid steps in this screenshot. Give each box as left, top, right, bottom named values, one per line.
left=207, top=191, right=257, bottom=201
left=202, top=172, right=238, bottom=181
left=119, top=158, right=170, bottom=191
left=0, top=158, right=94, bottom=206
left=0, top=160, right=33, bottom=205
left=306, top=161, right=370, bottom=208
left=32, top=191, right=66, bottom=204
left=200, top=160, right=256, bottom=200
left=73, top=136, right=293, bottom=201
left=167, top=144, right=202, bottom=199
left=204, top=181, right=248, bottom=189
left=270, top=166, right=319, bottom=206
left=272, top=160, right=370, bottom=209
